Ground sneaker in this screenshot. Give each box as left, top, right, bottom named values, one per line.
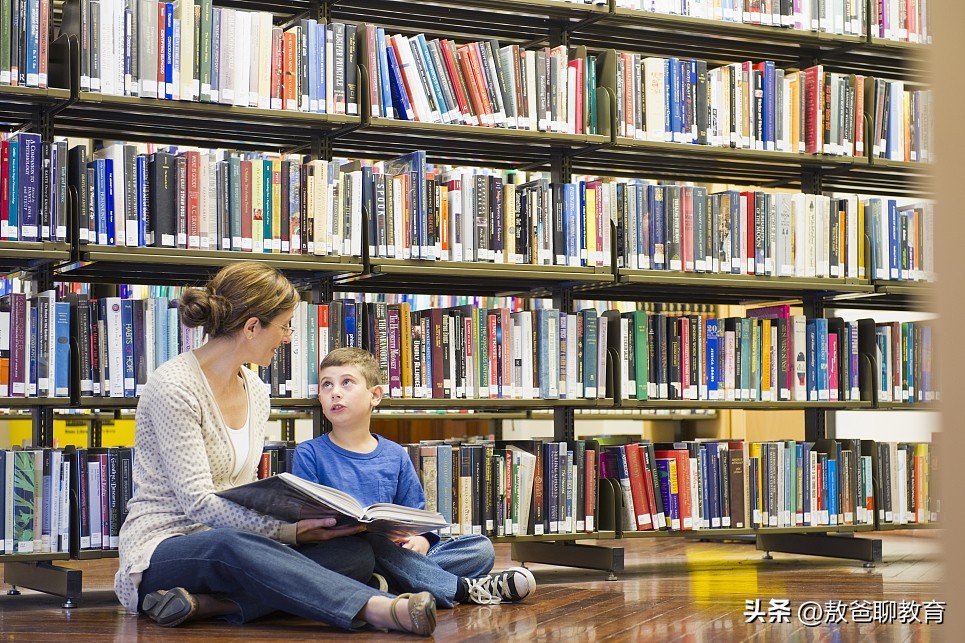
left=462, top=566, right=536, bottom=605
left=367, top=573, right=389, bottom=592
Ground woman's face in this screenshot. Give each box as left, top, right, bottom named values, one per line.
left=249, top=307, right=296, bottom=368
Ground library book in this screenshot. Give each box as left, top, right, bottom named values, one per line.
left=217, top=472, right=448, bottom=537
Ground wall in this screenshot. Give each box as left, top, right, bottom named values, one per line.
left=934, top=1, right=960, bottom=634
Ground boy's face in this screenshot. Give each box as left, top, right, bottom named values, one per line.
left=318, top=364, right=383, bottom=427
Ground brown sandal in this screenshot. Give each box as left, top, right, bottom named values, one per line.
left=142, top=587, right=200, bottom=627
left=388, top=591, right=437, bottom=636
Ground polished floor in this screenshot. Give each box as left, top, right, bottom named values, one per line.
left=0, top=531, right=945, bottom=641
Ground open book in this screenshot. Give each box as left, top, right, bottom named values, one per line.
left=217, top=472, right=448, bottom=538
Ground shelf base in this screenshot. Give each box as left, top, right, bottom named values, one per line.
left=3, top=561, right=83, bottom=608
left=756, top=532, right=882, bottom=565
left=511, top=540, right=625, bottom=580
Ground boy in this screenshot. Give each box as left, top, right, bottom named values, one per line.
left=292, top=347, right=536, bottom=607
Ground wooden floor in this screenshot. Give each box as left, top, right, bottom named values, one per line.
left=0, top=532, right=945, bottom=641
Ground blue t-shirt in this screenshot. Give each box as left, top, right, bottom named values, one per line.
left=292, top=434, right=438, bottom=542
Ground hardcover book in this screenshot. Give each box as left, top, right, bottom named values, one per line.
left=216, top=472, right=448, bottom=538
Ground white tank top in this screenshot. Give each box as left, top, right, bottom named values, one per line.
left=226, top=416, right=251, bottom=478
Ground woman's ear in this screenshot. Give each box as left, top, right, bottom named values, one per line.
left=244, top=316, right=260, bottom=338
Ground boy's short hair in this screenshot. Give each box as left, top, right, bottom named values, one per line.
left=319, top=347, right=382, bottom=388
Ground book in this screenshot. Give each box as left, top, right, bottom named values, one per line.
left=216, top=472, right=448, bottom=538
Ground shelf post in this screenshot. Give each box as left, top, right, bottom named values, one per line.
left=313, top=280, right=333, bottom=438
left=552, top=288, right=575, bottom=442
left=312, top=130, right=329, bottom=161
left=32, top=407, right=55, bottom=449
left=90, top=417, right=104, bottom=448
left=802, top=293, right=827, bottom=441
left=316, top=0, right=329, bottom=24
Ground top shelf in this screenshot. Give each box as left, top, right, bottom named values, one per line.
left=56, top=247, right=363, bottom=288
left=333, top=0, right=609, bottom=44
left=579, top=8, right=929, bottom=83
left=330, top=1, right=929, bottom=83
left=55, top=92, right=361, bottom=153
left=335, top=259, right=613, bottom=297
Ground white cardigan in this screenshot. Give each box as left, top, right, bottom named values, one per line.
left=114, top=351, right=297, bottom=612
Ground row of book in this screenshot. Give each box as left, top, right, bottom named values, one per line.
left=69, top=1, right=361, bottom=114
left=366, top=28, right=598, bottom=135
left=0, top=291, right=71, bottom=398
left=0, top=134, right=69, bottom=243
left=610, top=306, right=937, bottom=403
left=261, top=439, right=598, bottom=538
left=69, top=143, right=363, bottom=255
left=0, top=433, right=935, bottom=557
left=611, top=57, right=841, bottom=155
left=0, top=136, right=935, bottom=283
left=608, top=53, right=931, bottom=162
left=0, top=446, right=132, bottom=554
left=875, top=320, right=937, bottom=404
left=0, top=0, right=49, bottom=88
left=866, top=77, right=932, bottom=162
left=353, top=154, right=935, bottom=281
left=258, top=435, right=939, bottom=539
left=613, top=183, right=935, bottom=284
left=3, top=287, right=936, bottom=405
left=613, top=0, right=930, bottom=43
left=601, top=437, right=936, bottom=533
left=616, top=307, right=831, bottom=402
left=366, top=163, right=612, bottom=266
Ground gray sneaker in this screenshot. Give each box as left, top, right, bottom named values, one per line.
left=463, top=566, right=536, bottom=604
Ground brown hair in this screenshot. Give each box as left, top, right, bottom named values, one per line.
left=319, top=347, right=382, bottom=388
left=179, top=262, right=298, bottom=339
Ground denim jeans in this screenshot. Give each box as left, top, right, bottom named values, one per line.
left=138, top=528, right=387, bottom=629
left=367, top=533, right=496, bottom=608
left=427, top=534, right=496, bottom=579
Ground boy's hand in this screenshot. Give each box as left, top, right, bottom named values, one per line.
left=295, top=518, right=366, bottom=544
left=397, top=535, right=431, bottom=555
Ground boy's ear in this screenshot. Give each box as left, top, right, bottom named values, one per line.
left=370, top=383, right=384, bottom=407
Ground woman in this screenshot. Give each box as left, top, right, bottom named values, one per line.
left=114, top=261, right=435, bottom=635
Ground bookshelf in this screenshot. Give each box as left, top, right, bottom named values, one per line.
left=0, top=0, right=936, bottom=601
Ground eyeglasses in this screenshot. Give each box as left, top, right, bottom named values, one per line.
left=266, top=321, right=295, bottom=337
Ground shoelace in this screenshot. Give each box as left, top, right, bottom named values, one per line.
left=464, top=576, right=503, bottom=605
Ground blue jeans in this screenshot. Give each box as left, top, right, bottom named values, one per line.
left=367, top=533, right=496, bottom=608
left=138, top=528, right=387, bottom=629
left=427, top=534, right=496, bottom=579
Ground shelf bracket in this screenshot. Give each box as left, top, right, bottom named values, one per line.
left=757, top=532, right=882, bottom=567
left=512, top=541, right=624, bottom=580
left=312, top=131, right=325, bottom=161
left=3, top=561, right=83, bottom=608
left=801, top=295, right=828, bottom=440
left=32, top=407, right=55, bottom=449
left=521, top=5, right=609, bottom=49
left=550, top=149, right=571, bottom=185
left=801, top=168, right=822, bottom=195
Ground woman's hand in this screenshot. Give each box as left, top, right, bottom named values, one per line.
left=295, top=518, right=366, bottom=544
left=396, top=535, right=431, bottom=555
